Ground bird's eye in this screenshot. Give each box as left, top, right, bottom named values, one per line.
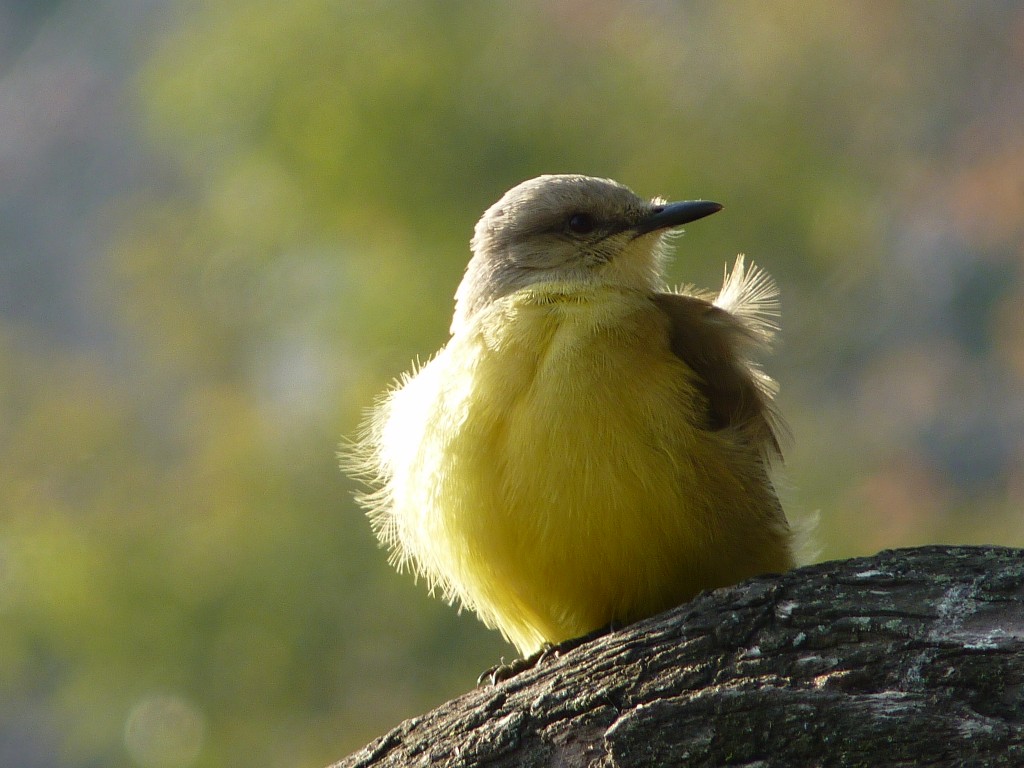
left=566, top=213, right=595, bottom=235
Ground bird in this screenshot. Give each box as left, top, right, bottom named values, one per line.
left=348, top=174, right=794, bottom=661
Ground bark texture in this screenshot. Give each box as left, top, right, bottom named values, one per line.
left=332, top=545, right=1024, bottom=767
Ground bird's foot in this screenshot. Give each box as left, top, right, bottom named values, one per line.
left=476, top=622, right=620, bottom=686
left=477, top=643, right=555, bottom=686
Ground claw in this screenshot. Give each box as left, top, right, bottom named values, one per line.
left=476, top=623, right=620, bottom=685
left=477, top=643, right=554, bottom=686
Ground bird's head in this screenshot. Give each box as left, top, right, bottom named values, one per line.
left=453, top=174, right=721, bottom=333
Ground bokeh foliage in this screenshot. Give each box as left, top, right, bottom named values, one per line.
left=2, top=2, right=1023, bottom=766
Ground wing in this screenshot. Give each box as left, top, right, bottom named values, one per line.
left=650, top=256, right=784, bottom=456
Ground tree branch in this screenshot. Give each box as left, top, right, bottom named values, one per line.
left=332, top=545, right=1024, bottom=767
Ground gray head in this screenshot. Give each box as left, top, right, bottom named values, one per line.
left=452, top=174, right=721, bottom=333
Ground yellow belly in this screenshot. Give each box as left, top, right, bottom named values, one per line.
left=370, top=286, right=790, bottom=654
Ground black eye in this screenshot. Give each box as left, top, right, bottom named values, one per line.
left=566, top=213, right=595, bottom=235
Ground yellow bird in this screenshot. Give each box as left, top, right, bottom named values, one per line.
left=350, top=175, right=794, bottom=659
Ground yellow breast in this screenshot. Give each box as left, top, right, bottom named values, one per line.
left=367, top=285, right=789, bottom=654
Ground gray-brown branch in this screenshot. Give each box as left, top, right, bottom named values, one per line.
left=332, top=545, right=1024, bottom=767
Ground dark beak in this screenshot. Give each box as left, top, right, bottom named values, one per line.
left=634, top=200, right=723, bottom=236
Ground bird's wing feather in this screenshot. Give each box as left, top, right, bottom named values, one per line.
left=650, top=256, right=784, bottom=455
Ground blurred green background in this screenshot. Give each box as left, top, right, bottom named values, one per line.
left=2, top=1, right=1023, bottom=766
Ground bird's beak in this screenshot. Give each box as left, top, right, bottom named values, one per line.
left=634, top=200, right=723, bottom=236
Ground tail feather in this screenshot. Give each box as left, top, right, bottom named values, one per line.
left=714, top=254, right=780, bottom=347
